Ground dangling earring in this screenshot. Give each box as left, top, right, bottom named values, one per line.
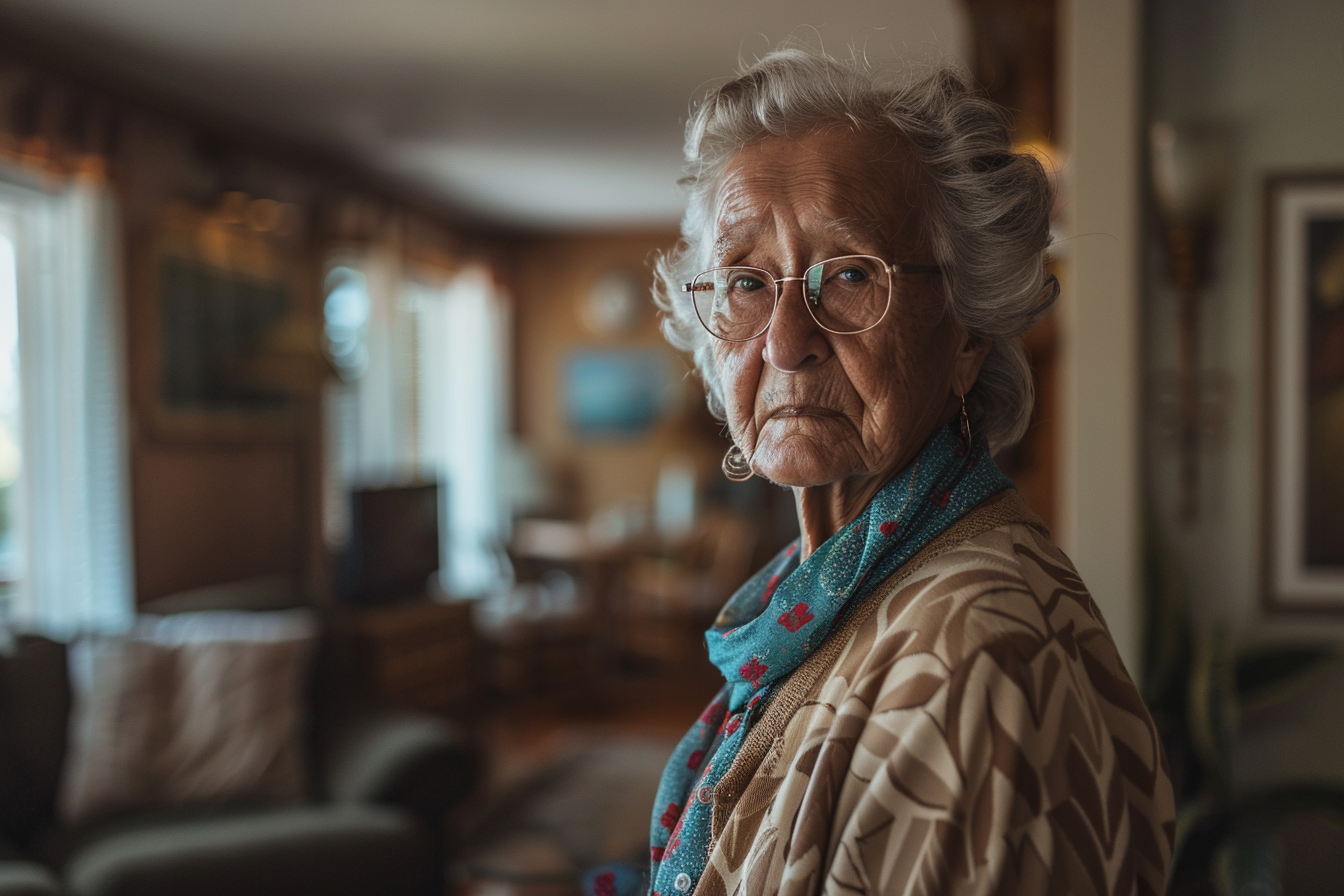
left=721, top=444, right=755, bottom=482
left=959, top=394, right=973, bottom=450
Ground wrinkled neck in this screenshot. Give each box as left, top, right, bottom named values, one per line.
left=792, top=472, right=892, bottom=559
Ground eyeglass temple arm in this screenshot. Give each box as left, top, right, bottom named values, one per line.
left=893, top=263, right=943, bottom=275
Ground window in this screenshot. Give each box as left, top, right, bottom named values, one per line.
left=0, top=175, right=133, bottom=635
left=412, top=266, right=511, bottom=595
left=0, top=224, right=20, bottom=615
left=323, top=251, right=509, bottom=599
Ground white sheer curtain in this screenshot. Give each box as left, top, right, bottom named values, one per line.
left=6, top=174, right=133, bottom=636
left=414, top=265, right=510, bottom=597
left=322, top=255, right=509, bottom=598
left=321, top=245, right=420, bottom=549
left=351, top=243, right=418, bottom=482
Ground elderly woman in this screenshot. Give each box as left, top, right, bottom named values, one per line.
left=643, top=50, right=1174, bottom=896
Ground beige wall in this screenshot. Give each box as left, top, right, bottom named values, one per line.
left=1059, top=0, right=1144, bottom=673
left=115, top=120, right=327, bottom=604
left=510, top=230, right=726, bottom=524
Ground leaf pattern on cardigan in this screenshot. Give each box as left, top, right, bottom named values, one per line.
left=694, top=493, right=1175, bottom=896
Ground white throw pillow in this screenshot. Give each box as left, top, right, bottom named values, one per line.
left=59, top=610, right=316, bottom=824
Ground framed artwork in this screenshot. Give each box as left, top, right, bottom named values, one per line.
left=564, top=348, right=677, bottom=438
left=132, top=201, right=316, bottom=442
left=1263, top=174, right=1344, bottom=610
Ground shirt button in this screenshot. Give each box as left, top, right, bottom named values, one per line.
left=674, top=873, right=692, bottom=892
left=696, top=786, right=714, bottom=805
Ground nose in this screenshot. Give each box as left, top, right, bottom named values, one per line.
left=762, top=277, right=833, bottom=372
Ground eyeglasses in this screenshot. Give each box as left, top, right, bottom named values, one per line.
left=681, top=254, right=943, bottom=342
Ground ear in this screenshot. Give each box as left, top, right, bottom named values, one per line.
left=950, top=331, right=992, bottom=397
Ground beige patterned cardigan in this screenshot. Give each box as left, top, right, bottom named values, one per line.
left=693, top=491, right=1175, bottom=896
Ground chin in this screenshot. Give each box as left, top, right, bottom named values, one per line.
left=751, top=440, right=853, bottom=488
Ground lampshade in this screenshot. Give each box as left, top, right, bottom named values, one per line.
left=1150, top=121, right=1232, bottom=223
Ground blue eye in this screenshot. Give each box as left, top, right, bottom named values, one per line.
left=836, top=266, right=869, bottom=283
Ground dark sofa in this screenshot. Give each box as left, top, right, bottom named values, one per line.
left=0, top=627, right=480, bottom=896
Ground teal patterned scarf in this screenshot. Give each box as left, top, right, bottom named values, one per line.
left=647, top=418, right=1012, bottom=896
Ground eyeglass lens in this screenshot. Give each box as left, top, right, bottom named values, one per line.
left=690, top=255, right=891, bottom=340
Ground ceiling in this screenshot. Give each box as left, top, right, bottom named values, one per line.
left=0, top=0, right=968, bottom=230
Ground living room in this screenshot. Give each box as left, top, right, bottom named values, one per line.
left=2, top=0, right=1344, bottom=894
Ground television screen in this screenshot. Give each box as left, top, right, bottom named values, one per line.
left=336, top=482, right=441, bottom=604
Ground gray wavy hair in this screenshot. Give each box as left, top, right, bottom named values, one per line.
left=652, top=48, right=1058, bottom=452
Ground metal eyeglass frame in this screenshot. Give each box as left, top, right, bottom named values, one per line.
left=681, top=254, right=943, bottom=342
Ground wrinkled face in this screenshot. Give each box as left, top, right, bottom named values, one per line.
left=709, top=128, right=979, bottom=489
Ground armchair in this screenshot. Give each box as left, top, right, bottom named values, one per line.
left=0, top=611, right=479, bottom=896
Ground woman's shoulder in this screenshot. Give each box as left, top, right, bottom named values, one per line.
left=887, top=487, right=1060, bottom=589
left=876, top=490, right=1102, bottom=646
left=822, top=489, right=1127, bottom=693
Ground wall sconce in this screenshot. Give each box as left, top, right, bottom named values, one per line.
left=1150, top=121, right=1233, bottom=523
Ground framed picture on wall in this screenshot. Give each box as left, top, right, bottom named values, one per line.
left=130, top=200, right=319, bottom=442
left=563, top=348, right=678, bottom=438
left=1263, top=174, right=1344, bottom=611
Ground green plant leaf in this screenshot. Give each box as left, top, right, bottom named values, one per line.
left=1213, top=826, right=1280, bottom=896
left=1188, top=627, right=1236, bottom=790
left=1235, top=645, right=1337, bottom=713
left=1235, top=783, right=1344, bottom=824
left=1169, top=783, right=1344, bottom=895
left=1142, top=510, right=1195, bottom=713
left=1171, top=795, right=1221, bottom=882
